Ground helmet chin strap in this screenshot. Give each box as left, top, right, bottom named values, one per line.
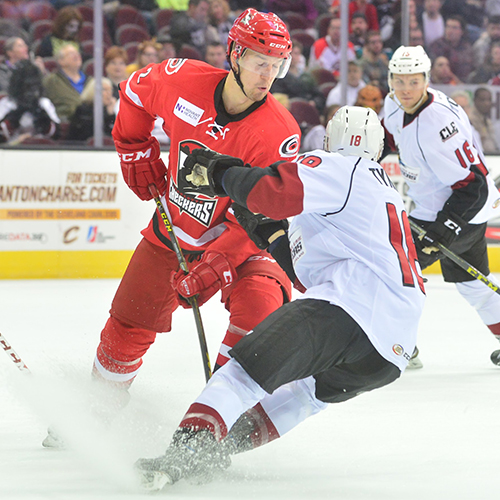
left=232, top=61, right=249, bottom=98
left=389, top=88, right=428, bottom=114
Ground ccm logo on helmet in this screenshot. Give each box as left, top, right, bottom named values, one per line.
left=269, top=43, right=287, bottom=48
left=279, top=134, right=300, bottom=157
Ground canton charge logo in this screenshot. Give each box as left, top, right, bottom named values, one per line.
left=279, top=134, right=300, bottom=157
left=439, top=122, right=458, bottom=142
left=170, top=140, right=219, bottom=227
left=392, top=344, right=404, bottom=356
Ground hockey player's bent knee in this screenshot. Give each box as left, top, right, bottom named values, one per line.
left=93, top=316, right=157, bottom=385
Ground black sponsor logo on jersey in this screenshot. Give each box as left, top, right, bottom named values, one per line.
left=279, top=134, right=300, bottom=157
left=170, top=140, right=218, bottom=227
left=439, top=122, right=459, bottom=142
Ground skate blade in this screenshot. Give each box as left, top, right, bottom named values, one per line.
left=42, top=433, right=66, bottom=449
left=406, top=356, right=423, bottom=370
left=137, top=470, right=175, bottom=491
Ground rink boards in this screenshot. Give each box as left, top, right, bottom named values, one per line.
left=1, top=149, right=500, bottom=279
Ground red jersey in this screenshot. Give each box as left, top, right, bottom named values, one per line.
left=113, top=58, right=301, bottom=270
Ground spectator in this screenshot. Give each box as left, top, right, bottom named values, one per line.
left=428, top=15, right=474, bottom=82
left=472, top=16, right=500, bottom=70
left=43, top=44, right=93, bottom=123
left=450, top=89, right=484, bottom=152
left=486, top=0, right=500, bottom=17
left=326, top=60, right=365, bottom=107
left=469, top=87, right=500, bottom=154
left=204, top=41, right=227, bottom=69
left=271, top=40, right=326, bottom=113
left=359, top=30, right=389, bottom=95
left=209, top=0, right=235, bottom=46
left=169, top=0, right=219, bottom=54
left=0, top=60, right=60, bottom=144
left=430, top=55, right=461, bottom=85
left=440, top=0, right=486, bottom=44
left=37, top=6, right=83, bottom=58
left=419, top=0, right=445, bottom=49
left=0, top=37, right=45, bottom=93
left=67, top=78, right=116, bottom=142
left=156, top=32, right=177, bottom=61
left=373, top=0, right=398, bottom=42
left=266, top=0, right=318, bottom=24
left=355, top=83, right=383, bottom=115
left=387, top=0, right=421, bottom=51
left=349, top=12, right=370, bottom=56
left=468, top=42, right=500, bottom=84
left=409, top=26, right=425, bottom=47
left=301, top=102, right=340, bottom=151
left=309, top=17, right=356, bottom=77
left=349, top=0, right=379, bottom=32
left=104, top=46, right=128, bottom=100
left=126, top=40, right=161, bottom=76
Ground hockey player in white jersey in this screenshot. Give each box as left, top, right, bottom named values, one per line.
left=133, top=106, right=426, bottom=490
left=382, top=45, right=500, bottom=367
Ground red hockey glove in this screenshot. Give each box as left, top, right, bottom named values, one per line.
left=170, top=252, right=236, bottom=308
left=115, top=137, right=167, bottom=201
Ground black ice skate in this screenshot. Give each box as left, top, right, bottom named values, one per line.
left=135, top=428, right=231, bottom=491
left=490, top=349, right=500, bottom=366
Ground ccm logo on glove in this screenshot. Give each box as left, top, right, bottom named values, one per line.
left=118, top=148, right=154, bottom=162
left=444, top=219, right=462, bottom=235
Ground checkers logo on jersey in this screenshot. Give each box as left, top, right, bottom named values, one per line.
left=279, top=134, right=300, bottom=157
left=439, top=122, right=459, bottom=142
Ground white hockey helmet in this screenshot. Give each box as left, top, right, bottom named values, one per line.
left=388, top=45, right=431, bottom=82
left=324, top=105, right=384, bottom=161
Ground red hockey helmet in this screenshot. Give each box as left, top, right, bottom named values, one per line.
left=227, top=8, right=292, bottom=60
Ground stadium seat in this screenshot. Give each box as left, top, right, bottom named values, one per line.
left=316, top=14, right=333, bottom=39
left=318, top=81, right=336, bottom=98
left=29, top=19, right=54, bottom=42
left=115, top=24, right=150, bottom=45
left=290, top=29, right=316, bottom=59
left=76, top=3, right=94, bottom=23
left=123, top=41, right=139, bottom=63
left=289, top=98, right=321, bottom=135
left=115, top=4, right=149, bottom=31
left=310, top=67, right=337, bottom=86
left=42, top=57, right=58, bottom=73
left=152, top=9, right=174, bottom=33
left=178, top=44, right=203, bottom=61
left=24, top=1, right=57, bottom=24
left=79, top=21, right=113, bottom=47
left=284, top=11, right=309, bottom=31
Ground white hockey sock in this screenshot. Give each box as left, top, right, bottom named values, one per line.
left=258, top=376, right=328, bottom=437
left=455, top=277, right=500, bottom=327
left=195, top=358, right=267, bottom=431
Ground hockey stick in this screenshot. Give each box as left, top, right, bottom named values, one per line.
left=0, top=331, right=30, bottom=373
left=409, top=219, right=500, bottom=295
left=148, top=184, right=212, bottom=382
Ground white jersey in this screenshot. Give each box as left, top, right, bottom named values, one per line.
left=223, top=150, right=426, bottom=371
left=383, top=88, right=500, bottom=223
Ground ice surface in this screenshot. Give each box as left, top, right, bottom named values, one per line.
left=0, top=276, right=499, bottom=500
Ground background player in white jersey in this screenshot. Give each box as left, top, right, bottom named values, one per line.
left=382, top=45, right=500, bottom=367
left=134, top=106, right=426, bottom=490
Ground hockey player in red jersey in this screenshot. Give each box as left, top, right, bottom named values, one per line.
left=134, top=106, right=426, bottom=490
left=41, top=9, right=300, bottom=447
left=382, top=45, right=500, bottom=368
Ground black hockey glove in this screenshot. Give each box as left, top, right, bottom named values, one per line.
left=232, top=203, right=289, bottom=250
left=32, top=108, right=52, bottom=135
left=420, top=210, right=466, bottom=253
left=182, top=148, right=245, bottom=197
left=3, top=107, right=26, bottom=130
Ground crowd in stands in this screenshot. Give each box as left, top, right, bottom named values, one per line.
left=0, top=0, right=499, bottom=153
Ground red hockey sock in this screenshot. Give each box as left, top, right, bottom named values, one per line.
left=487, top=321, right=500, bottom=340
left=214, top=323, right=248, bottom=370
left=180, top=402, right=228, bottom=441
left=245, top=402, right=280, bottom=449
